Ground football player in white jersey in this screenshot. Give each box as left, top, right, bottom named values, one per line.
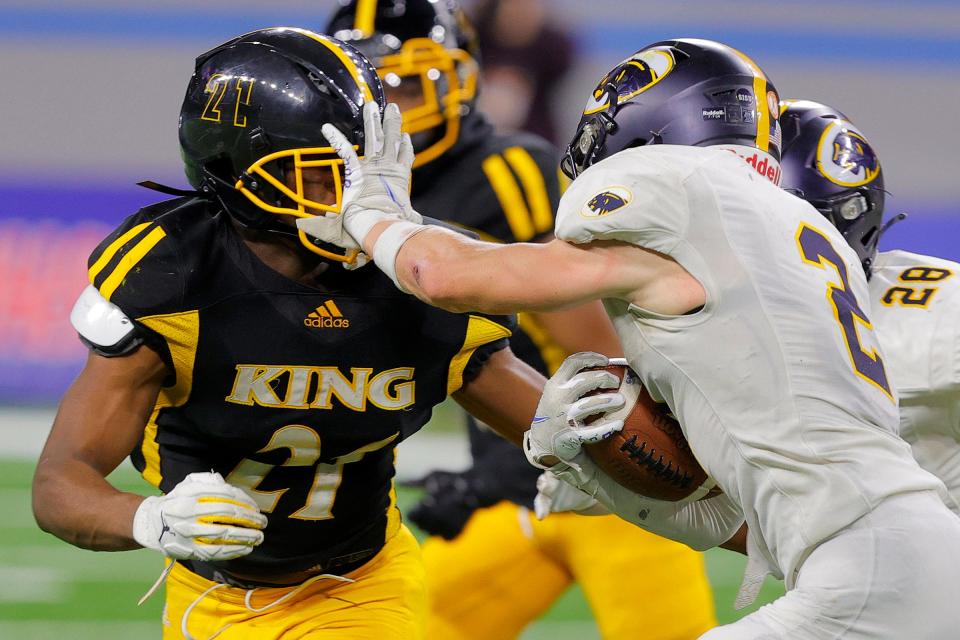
left=780, top=99, right=960, bottom=513
left=300, top=39, right=960, bottom=639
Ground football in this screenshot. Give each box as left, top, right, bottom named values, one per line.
left=582, top=361, right=717, bottom=502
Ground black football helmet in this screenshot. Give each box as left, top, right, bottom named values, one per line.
left=779, top=99, right=887, bottom=276
left=326, top=0, right=479, bottom=167
left=179, top=27, right=386, bottom=263
left=561, top=39, right=782, bottom=183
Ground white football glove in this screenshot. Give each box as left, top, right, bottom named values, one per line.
left=533, top=470, right=611, bottom=519
left=132, top=471, right=267, bottom=561
left=523, top=352, right=626, bottom=468
left=551, top=454, right=743, bottom=551
left=296, top=102, right=422, bottom=252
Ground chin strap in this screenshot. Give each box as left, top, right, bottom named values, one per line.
left=137, top=181, right=205, bottom=198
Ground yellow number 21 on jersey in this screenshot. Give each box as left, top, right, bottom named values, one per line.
left=226, top=426, right=397, bottom=521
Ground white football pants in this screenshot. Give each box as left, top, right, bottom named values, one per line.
left=700, top=491, right=960, bottom=639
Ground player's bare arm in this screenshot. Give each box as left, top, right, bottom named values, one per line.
left=452, top=347, right=546, bottom=446
left=32, top=347, right=167, bottom=550
left=376, top=225, right=705, bottom=316
left=529, top=300, right=623, bottom=357
left=34, top=340, right=267, bottom=561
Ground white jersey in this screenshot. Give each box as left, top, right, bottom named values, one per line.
left=869, top=250, right=960, bottom=508
left=555, top=145, right=942, bottom=585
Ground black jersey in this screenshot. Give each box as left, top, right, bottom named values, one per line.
left=84, top=197, right=513, bottom=581
left=411, top=113, right=565, bottom=507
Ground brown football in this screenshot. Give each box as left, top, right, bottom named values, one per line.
left=582, top=362, right=717, bottom=502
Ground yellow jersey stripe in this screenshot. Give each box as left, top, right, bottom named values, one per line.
left=385, top=450, right=401, bottom=543
left=138, top=310, right=201, bottom=488
left=354, top=0, right=377, bottom=37
left=316, top=306, right=331, bottom=318
left=99, top=226, right=168, bottom=301
left=140, top=407, right=164, bottom=488
left=87, top=222, right=151, bottom=284
left=482, top=154, right=536, bottom=241
left=504, top=147, right=553, bottom=234
left=447, top=315, right=513, bottom=395
left=290, top=28, right=374, bottom=103
left=325, top=300, right=343, bottom=317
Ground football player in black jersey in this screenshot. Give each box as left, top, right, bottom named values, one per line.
left=326, top=3, right=716, bottom=638
left=31, top=28, right=549, bottom=640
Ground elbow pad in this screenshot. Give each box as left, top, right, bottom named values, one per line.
left=70, top=285, right=143, bottom=356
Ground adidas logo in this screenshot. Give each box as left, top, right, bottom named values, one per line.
left=304, top=300, right=350, bottom=328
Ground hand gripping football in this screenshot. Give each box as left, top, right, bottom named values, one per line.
left=583, top=361, right=718, bottom=502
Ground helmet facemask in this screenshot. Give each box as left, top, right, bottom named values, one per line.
left=810, top=187, right=885, bottom=276
left=376, top=38, right=478, bottom=167
left=561, top=84, right=620, bottom=180
left=235, top=144, right=363, bottom=263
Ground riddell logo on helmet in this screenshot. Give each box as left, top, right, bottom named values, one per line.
left=715, top=145, right=782, bottom=185
left=304, top=300, right=350, bottom=329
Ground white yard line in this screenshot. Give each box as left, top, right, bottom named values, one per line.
left=0, top=408, right=54, bottom=459
left=0, top=567, right=67, bottom=603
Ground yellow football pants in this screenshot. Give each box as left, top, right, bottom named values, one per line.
left=162, top=525, right=426, bottom=639
left=423, top=502, right=716, bottom=639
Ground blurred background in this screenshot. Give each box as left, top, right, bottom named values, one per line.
left=0, top=0, right=957, bottom=637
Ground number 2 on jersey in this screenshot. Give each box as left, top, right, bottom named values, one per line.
left=796, top=223, right=893, bottom=399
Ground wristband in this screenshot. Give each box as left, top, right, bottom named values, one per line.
left=342, top=207, right=392, bottom=247
left=372, top=220, right=429, bottom=292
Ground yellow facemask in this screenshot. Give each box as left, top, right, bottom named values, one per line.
left=377, top=38, right=478, bottom=167
left=234, top=145, right=362, bottom=263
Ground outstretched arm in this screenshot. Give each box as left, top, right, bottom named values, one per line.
left=299, top=102, right=704, bottom=315
left=386, top=229, right=640, bottom=313
left=363, top=223, right=700, bottom=315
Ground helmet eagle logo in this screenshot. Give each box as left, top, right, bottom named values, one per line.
left=582, top=49, right=675, bottom=115
left=831, top=131, right=879, bottom=183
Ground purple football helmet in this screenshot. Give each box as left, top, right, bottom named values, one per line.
left=779, top=99, right=888, bottom=276
left=561, top=38, right=782, bottom=183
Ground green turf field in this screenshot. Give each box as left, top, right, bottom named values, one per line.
left=1, top=458, right=783, bottom=639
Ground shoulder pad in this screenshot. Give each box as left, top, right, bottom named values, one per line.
left=70, top=285, right=143, bottom=356
left=555, top=148, right=688, bottom=248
